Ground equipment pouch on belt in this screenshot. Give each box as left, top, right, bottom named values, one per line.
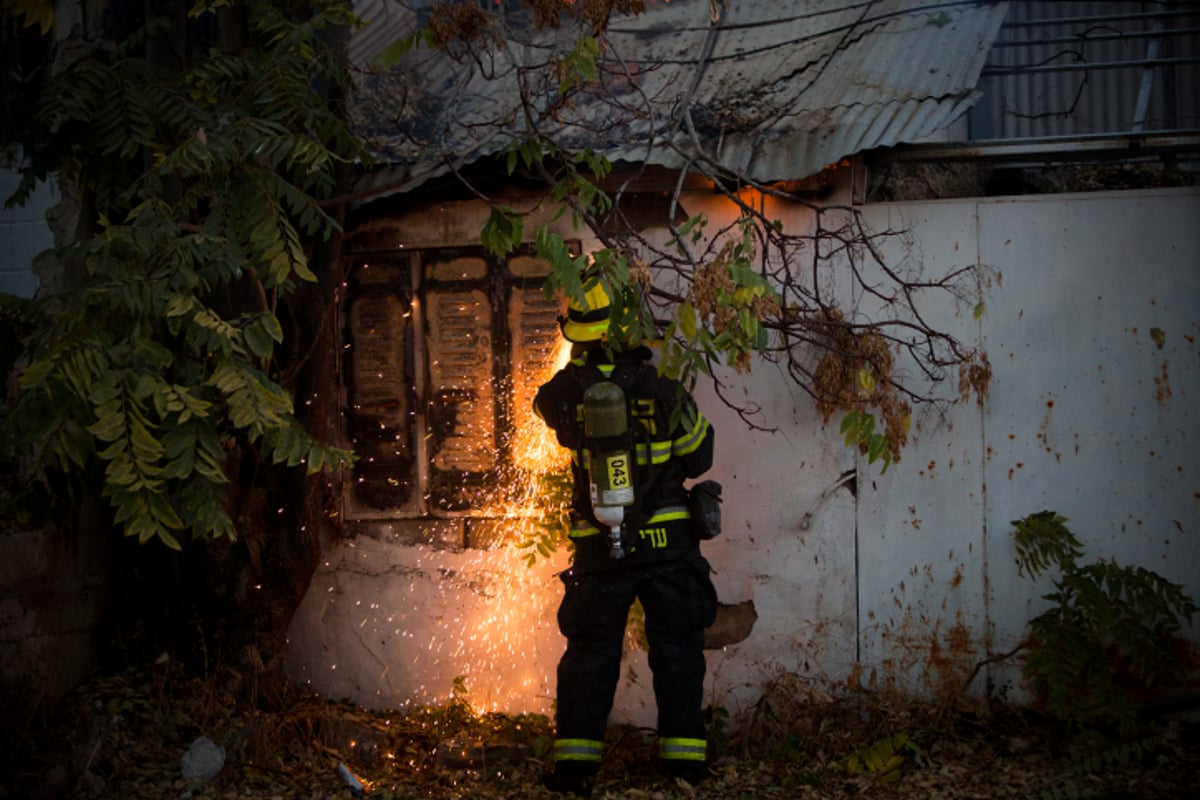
left=687, top=480, right=722, bottom=540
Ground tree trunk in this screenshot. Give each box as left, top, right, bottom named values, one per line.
left=180, top=223, right=347, bottom=708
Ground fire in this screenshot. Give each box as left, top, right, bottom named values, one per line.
left=510, top=337, right=572, bottom=470
left=486, top=336, right=573, bottom=517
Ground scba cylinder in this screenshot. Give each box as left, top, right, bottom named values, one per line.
left=583, top=381, right=635, bottom=508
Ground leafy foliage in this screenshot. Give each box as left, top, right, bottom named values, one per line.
left=514, top=470, right=573, bottom=567
left=809, top=306, right=916, bottom=469
left=662, top=216, right=779, bottom=384
left=1, top=0, right=361, bottom=548
left=482, top=134, right=781, bottom=398
left=1012, top=511, right=1198, bottom=736
left=2, top=0, right=55, bottom=34
left=840, top=409, right=895, bottom=472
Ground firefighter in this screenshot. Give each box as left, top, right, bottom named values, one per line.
left=534, top=281, right=719, bottom=797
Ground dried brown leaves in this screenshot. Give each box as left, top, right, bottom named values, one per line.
left=10, top=657, right=1199, bottom=800
left=428, top=2, right=495, bottom=50
left=810, top=308, right=910, bottom=463
left=428, top=0, right=647, bottom=45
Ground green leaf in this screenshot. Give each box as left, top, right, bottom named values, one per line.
left=857, top=413, right=875, bottom=442
left=306, top=444, right=326, bottom=474
left=559, top=36, right=600, bottom=92
left=129, top=418, right=164, bottom=462
left=840, top=410, right=859, bottom=435
left=157, top=528, right=183, bottom=550
left=481, top=206, right=524, bottom=257
left=7, top=0, right=56, bottom=35
left=369, top=30, right=425, bottom=70
left=244, top=312, right=283, bottom=358
left=677, top=303, right=698, bottom=343
left=88, top=411, right=126, bottom=443
left=867, top=434, right=889, bottom=465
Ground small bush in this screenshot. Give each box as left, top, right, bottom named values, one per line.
left=1013, top=511, right=1198, bottom=736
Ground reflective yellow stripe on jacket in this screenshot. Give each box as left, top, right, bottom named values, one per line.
left=672, top=409, right=711, bottom=457
left=570, top=505, right=690, bottom=538
left=570, top=414, right=710, bottom=470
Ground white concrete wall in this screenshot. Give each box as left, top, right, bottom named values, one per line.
left=976, top=189, right=1200, bottom=691
left=286, top=186, right=1200, bottom=724
left=853, top=187, right=1200, bottom=700
left=850, top=199, right=990, bottom=699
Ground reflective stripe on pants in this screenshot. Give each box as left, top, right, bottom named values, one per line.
left=554, top=555, right=716, bottom=767
left=554, top=738, right=604, bottom=764
left=659, top=736, right=707, bottom=762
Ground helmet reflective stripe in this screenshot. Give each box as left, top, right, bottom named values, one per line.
left=659, top=737, right=707, bottom=761
left=564, top=318, right=609, bottom=342
left=554, top=738, right=604, bottom=762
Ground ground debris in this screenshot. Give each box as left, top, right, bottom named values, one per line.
left=3, top=659, right=1198, bottom=800
left=181, top=736, right=226, bottom=782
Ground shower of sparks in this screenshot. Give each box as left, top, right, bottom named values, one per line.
left=491, top=335, right=573, bottom=515
left=333, top=335, right=574, bottom=718
left=420, top=335, right=574, bottom=715
left=333, top=260, right=580, bottom=717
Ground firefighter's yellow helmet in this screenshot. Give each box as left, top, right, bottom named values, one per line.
left=560, top=281, right=614, bottom=343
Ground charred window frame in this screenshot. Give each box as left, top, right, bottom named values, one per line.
left=340, top=245, right=569, bottom=524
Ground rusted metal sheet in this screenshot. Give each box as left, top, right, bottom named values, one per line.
left=852, top=201, right=990, bottom=697
left=975, top=189, right=1200, bottom=695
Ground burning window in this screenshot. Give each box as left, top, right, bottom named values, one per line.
left=341, top=247, right=570, bottom=532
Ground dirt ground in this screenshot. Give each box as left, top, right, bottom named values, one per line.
left=4, top=657, right=1198, bottom=800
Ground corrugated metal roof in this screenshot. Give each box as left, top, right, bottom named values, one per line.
left=349, top=0, right=1010, bottom=201
left=347, top=0, right=421, bottom=69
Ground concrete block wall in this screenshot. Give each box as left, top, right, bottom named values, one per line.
left=0, top=171, right=55, bottom=298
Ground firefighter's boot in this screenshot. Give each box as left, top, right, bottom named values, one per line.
left=542, top=763, right=596, bottom=797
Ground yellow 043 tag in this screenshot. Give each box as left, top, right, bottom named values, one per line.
left=606, top=454, right=630, bottom=489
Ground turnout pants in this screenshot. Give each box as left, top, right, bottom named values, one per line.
left=552, top=553, right=718, bottom=773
